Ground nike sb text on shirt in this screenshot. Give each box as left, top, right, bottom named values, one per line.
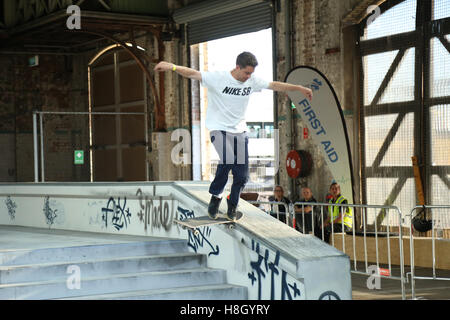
left=222, top=86, right=252, bottom=96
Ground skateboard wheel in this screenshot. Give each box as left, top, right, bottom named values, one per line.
left=193, top=229, right=200, bottom=236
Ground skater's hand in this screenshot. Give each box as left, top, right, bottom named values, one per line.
left=301, top=87, right=313, bottom=101
left=154, top=61, right=175, bottom=72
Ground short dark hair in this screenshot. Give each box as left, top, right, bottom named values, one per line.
left=236, top=52, right=258, bottom=68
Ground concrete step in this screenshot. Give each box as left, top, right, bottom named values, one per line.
left=0, top=239, right=188, bottom=266
left=60, top=284, right=248, bottom=300
left=0, top=252, right=206, bottom=284
left=0, top=268, right=227, bottom=300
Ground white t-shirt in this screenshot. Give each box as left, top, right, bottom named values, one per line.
left=201, top=71, right=270, bottom=133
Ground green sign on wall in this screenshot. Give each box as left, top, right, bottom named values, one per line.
left=74, top=150, right=84, bottom=165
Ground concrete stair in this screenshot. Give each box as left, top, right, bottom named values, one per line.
left=62, top=284, right=248, bottom=300
left=0, top=239, right=247, bottom=300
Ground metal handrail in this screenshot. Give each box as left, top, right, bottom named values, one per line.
left=246, top=199, right=407, bottom=299
left=247, top=200, right=291, bottom=226
left=407, top=205, right=450, bottom=300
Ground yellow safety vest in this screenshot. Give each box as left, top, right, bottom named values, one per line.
left=328, top=196, right=353, bottom=229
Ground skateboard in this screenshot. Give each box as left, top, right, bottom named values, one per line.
left=174, top=211, right=243, bottom=236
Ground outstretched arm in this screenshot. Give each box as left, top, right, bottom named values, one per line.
left=268, top=81, right=313, bottom=101
left=154, top=61, right=202, bottom=81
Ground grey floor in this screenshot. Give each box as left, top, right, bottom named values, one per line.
left=351, top=263, right=450, bottom=300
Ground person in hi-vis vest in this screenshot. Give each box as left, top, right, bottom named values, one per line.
left=320, top=182, right=353, bottom=243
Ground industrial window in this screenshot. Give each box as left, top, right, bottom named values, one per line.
left=359, top=0, right=450, bottom=230
left=363, top=0, right=416, bottom=40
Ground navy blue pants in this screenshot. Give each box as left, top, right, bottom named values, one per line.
left=209, top=130, right=249, bottom=207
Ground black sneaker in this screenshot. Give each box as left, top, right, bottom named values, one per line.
left=226, top=198, right=237, bottom=221
left=208, top=195, right=221, bottom=219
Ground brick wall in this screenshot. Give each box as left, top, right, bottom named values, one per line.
left=0, top=54, right=90, bottom=182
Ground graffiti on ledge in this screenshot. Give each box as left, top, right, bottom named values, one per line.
left=101, top=197, right=132, bottom=231
left=5, top=196, right=17, bottom=221
left=43, top=196, right=58, bottom=227
left=248, top=239, right=301, bottom=300
left=177, top=206, right=220, bottom=257
left=136, top=188, right=176, bottom=232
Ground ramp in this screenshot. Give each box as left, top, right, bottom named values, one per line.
left=0, top=181, right=351, bottom=300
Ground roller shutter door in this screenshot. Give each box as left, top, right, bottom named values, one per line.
left=173, top=0, right=273, bottom=44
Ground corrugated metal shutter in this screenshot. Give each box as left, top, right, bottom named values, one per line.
left=173, top=0, right=273, bottom=45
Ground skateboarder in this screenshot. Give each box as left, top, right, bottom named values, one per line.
left=154, top=52, right=312, bottom=221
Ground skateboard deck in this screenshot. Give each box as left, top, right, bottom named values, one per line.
left=174, top=211, right=243, bottom=236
